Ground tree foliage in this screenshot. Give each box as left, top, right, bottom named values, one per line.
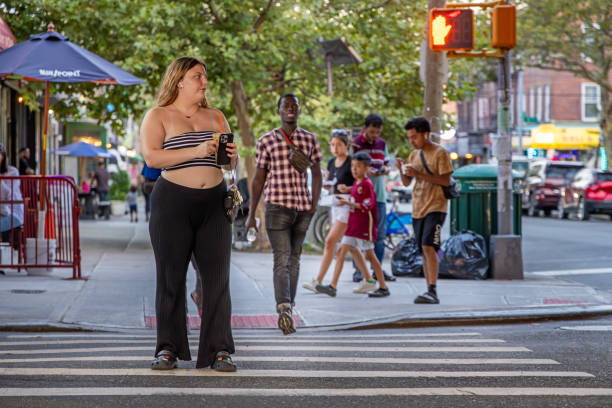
left=2, top=0, right=480, bottom=161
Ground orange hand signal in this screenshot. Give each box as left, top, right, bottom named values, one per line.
left=432, top=15, right=452, bottom=46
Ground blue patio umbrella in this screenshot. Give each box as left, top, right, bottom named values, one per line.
left=0, top=22, right=144, bottom=176
left=52, top=142, right=112, bottom=158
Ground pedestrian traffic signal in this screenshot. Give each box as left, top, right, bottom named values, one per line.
left=429, top=8, right=474, bottom=52
left=490, top=5, right=516, bottom=49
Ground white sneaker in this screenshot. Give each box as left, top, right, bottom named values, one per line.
left=353, top=280, right=377, bottom=293
left=302, top=278, right=319, bottom=293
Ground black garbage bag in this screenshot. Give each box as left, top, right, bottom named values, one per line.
left=439, top=230, right=489, bottom=280
left=391, top=237, right=423, bottom=277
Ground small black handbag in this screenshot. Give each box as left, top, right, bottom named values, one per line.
left=419, top=150, right=459, bottom=200
left=223, top=180, right=243, bottom=223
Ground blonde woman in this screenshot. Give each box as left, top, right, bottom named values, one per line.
left=140, top=57, right=238, bottom=372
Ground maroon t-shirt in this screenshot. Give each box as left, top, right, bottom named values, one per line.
left=344, top=178, right=378, bottom=242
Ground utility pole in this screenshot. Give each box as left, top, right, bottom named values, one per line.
left=424, top=0, right=447, bottom=143
left=496, top=48, right=512, bottom=235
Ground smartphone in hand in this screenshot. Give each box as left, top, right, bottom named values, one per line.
left=216, top=133, right=234, bottom=165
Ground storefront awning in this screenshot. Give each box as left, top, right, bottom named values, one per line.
left=530, top=123, right=600, bottom=150
left=0, top=13, right=16, bottom=51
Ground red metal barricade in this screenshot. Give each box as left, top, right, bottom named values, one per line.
left=0, top=175, right=82, bottom=279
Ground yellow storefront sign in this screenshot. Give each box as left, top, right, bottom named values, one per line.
left=530, top=124, right=599, bottom=150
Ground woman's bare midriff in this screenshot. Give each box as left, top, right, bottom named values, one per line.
left=162, top=166, right=224, bottom=189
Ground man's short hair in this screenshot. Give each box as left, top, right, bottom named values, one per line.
left=19, top=147, right=28, bottom=154
left=364, top=113, right=384, bottom=128
left=404, top=116, right=431, bottom=133
left=277, top=93, right=299, bottom=109
left=352, top=151, right=372, bottom=166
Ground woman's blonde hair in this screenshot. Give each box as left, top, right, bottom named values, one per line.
left=156, top=57, right=208, bottom=107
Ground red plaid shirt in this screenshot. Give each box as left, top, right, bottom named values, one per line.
left=256, top=127, right=322, bottom=211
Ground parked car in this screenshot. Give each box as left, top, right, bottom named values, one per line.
left=523, top=160, right=584, bottom=217
left=558, top=169, right=612, bottom=221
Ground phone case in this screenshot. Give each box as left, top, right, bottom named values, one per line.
left=216, top=133, right=234, bottom=165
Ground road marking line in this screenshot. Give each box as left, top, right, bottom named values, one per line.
left=0, top=345, right=531, bottom=355
left=529, top=268, right=612, bottom=276
left=0, top=368, right=593, bottom=378
left=2, top=387, right=611, bottom=396
left=0, top=356, right=560, bottom=365
left=0, top=339, right=506, bottom=347
left=560, top=325, right=612, bottom=332
left=234, top=346, right=530, bottom=352
left=6, top=332, right=483, bottom=339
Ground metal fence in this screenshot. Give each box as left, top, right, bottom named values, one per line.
left=0, top=175, right=81, bottom=279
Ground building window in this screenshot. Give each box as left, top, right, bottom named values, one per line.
left=472, top=99, right=478, bottom=130
left=536, top=86, right=542, bottom=122
left=581, top=82, right=600, bottom=122
left=478, top=97, right=489, bottom=129
left=544, top=85, right=550, bottom=122
left=529, top=88, right=535, bottom=118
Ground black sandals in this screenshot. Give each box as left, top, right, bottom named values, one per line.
left=211, top=351, right=237, bottom=372
left=151, top=349, right=178, bottom=370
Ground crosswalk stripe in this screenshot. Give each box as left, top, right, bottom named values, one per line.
left=0, top=338, right=506, bottom=346
left=0, top=368, right=594, bottom=378
left=0, top=346, right=530, bottom=355
left=235, top=345, right=530, bottom=352
left=0, top=356, right=560, bottom=365
left=6, top=332, right=483, bottom=339
left=2, top=387, right=611, bottom=396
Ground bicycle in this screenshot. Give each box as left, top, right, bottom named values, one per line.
left=384, top=187, right=412, bottom=251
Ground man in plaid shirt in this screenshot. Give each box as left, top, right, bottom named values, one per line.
left=246, top=93, right=322, bottom=335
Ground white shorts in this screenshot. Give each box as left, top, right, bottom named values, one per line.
left=341, top=236, right=375, bottom=251
left=331, top=204, right=350, bottom=224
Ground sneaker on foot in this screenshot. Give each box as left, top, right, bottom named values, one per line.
left=315, top=283, right=337, bottom=297
left=368, top=287, right=390, bottom=297
left=414, top=291, right=439, bottom=304
left=353, top=280, right=377, bottom=293
left=277, top=303, right=296, bottom=335
left=302, top=278, right=319, bottom=293
left=352, top=270, right=363, bottom=282
left=372, top=271, right=397, bottom=282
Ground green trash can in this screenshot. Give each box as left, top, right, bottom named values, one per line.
left=450, top=164, right=522, bottom=247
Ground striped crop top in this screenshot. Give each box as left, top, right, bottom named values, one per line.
left=162, top=130, right=220, bottom=171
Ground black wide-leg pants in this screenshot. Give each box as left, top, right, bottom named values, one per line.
left=149, top=176, right=234, bottom=368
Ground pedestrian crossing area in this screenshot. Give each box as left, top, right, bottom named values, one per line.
left=0, top=330, right=611, bottom=400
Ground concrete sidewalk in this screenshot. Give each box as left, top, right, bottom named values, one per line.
left=1, top=215, right=611, bottom=332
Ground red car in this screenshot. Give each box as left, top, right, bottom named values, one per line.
left=558, top=169, right=612, bottom=221
left=523, top=160, right=584, bottom=217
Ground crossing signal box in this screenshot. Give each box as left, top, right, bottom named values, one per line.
left=491, top=5, right=516, bottom=49
left=429, top=8, right=474, bottom=52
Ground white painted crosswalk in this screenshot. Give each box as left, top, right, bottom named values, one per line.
left=0, top=330, right=610, bottom=400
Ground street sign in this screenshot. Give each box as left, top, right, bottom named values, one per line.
left=429, top=8, right=474, bottom=52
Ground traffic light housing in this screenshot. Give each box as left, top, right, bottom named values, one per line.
left=429, top=8, right=474, bottom=52
left=491, top=5, right=516, bottom=49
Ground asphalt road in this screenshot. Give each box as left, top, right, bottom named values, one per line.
left=522, top=213, right=612, bottom=294
left=1, top=317, right=611, bottom=408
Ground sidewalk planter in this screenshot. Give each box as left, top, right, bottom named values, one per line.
left=25, top=238, right=56, bottom=276
left=111, top=200, right=125, bottom=216
left=450, top=164, right=522, bottom=247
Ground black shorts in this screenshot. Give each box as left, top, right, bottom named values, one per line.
left=412, top=212, right=446, bottom=251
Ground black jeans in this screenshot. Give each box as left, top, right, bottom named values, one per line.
left=265, top=204, right=314, bottom=307
left=149, top=177, right=234, bottom=368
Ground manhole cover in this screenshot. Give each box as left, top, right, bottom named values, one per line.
left=10, top=289, right=46, bottom=294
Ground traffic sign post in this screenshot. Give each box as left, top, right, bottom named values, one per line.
left=428, top=1, right=522, bottom=279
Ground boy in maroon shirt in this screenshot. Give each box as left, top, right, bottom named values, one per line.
left=316, top=152, right=390, bottom=297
